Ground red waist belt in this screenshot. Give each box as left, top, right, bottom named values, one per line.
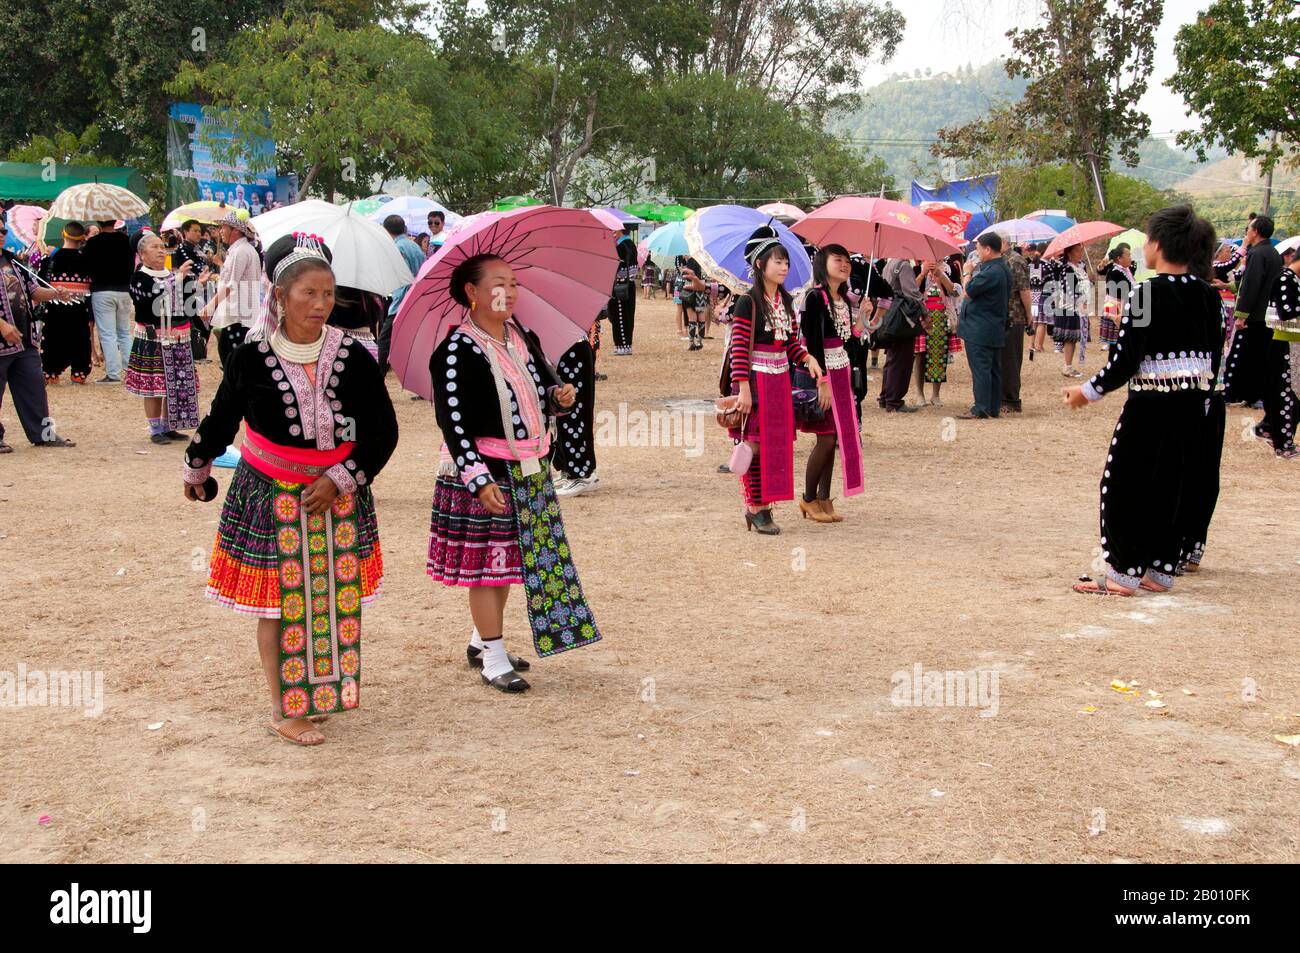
left=242, top=426, right=354, bottom=484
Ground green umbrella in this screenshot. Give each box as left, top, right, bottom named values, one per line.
left=655, top=204, right=694, bottom=222
left=623, top=202, right=660, bottom=219
left=349, top=198, right=387, bottom=217
left=1107, top=228, right=1153, bottom=281
left=491, top=195, right=543, bottom=212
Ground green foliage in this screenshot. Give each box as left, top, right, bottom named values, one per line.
left=169, top=13, right=436, bottom=200
left=5, top=127, right=116, bottom=167
left=997, top=163, right=1185, bottom=228
left=1167, top=0, right=1299, bottom=175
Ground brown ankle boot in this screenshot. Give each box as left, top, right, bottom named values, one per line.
left=818, top=499, right=844, bottom=522
left=799, top=498, right=834, bottom=523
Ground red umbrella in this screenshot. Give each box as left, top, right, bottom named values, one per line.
left=389, top=205, right=620, bottom=400
left=1043, top=220, right=1125, bottom=259
left=793, top=197, right=964, bottom=261
left=918, top=202, right=973, bottom=241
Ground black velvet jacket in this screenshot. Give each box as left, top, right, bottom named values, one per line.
left=183, top=326, right=398, bottom=494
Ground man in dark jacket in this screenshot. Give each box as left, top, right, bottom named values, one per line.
left=957, top=233, right=1011, bottom=419
left=1233, top=215, right=1286, bottom=446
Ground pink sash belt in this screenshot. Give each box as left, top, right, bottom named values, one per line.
left=243, top=427, right=354, bottom=484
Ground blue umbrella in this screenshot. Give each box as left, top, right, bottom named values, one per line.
left=683, top=204, right=812, bottom=293
left=1026, top=212, right=1076, bottom=233
left=644, top=220, right=690, bottom=270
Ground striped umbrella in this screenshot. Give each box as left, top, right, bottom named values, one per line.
left=48, top=183, right=148, bottom=222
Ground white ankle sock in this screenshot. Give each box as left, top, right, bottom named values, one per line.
left=480, top=637, right=513, bottom=680
left=469, top=627, right=485, bottom=650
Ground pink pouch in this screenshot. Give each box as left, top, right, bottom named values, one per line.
left=728, top=435, right=753, bottom=474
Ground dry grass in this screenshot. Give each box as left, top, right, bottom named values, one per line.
left=2, top=297, right=1298, bottom=863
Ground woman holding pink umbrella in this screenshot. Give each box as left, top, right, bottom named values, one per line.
left=426, top=254, right=600, bottom=692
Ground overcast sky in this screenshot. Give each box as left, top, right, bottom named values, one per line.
left=860, top=0, right=1207, bottom=133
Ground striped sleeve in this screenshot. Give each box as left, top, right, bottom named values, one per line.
left=730, top=296, right=754, bottom=384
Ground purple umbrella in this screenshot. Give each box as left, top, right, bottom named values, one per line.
left=601, top=207, right=645, bottom=225
left=683, top=204, right=812, bottom=294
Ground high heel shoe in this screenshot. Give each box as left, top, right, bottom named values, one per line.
left=799, top=498, right=834, bottom=523
left=818, top=499, right=844, bottom=522
left=744, top=508, right=781, bottom=535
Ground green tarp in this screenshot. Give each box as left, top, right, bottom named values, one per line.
left=0, top=162, right=149, bottom=203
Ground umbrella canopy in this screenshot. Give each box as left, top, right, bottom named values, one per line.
left=369, top=196, right=463, bottom=237
left=1026, top=212, right=1077, bottom=233
left=756, top=202, right=806, bottom=221
left=684, top=204, right=812, bottom=294
left=161, top=200, right=247, bottom=232
left=1104, top=228, right=1155, bottom=281
left=622, top=202, right=660, bottom=219
left=1044, top=220, right=1126, bottom=259
left=919, top=202, right=974, bottom=241
left=650, top=203, right=693, bottom=222
left=644, top=220, right=690, bottom=270
left=389, top=205, right=620, bottom=399
left=490, top=195, right=543, bottom=213
left=48, top=182, right=148, bottom=222
left=1277, top=234, right=1300, bottom=255
left=601, top=207, right=645, bottom=225
left=3, top=205, right=47, bottom=247
left=793, top=197, right=963, bottom=261
left=253, top=199, right=414, bottom=297
left=978, top=217, right=1059, bottom=243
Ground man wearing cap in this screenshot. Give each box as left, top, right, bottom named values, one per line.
left=201, top=212, right=261, bottom=369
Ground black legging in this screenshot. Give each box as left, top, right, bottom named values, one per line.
left=609, top=287, right=636, bottom=352
left=804, top=433, right=837, bottom=502
left=553, top=339, right=597, bottom=478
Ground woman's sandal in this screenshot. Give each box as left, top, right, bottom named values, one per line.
left=0, top=442, right=12, bottom=454
left=482, top=670, right=531, bottom=693
left=466, top=644, right=531, bottom=671
left=1139, top=580, right=1170, bottom=592
left=1072, top=575, right=1134, bottom=597
left=267, top=720, right=325, bottom=746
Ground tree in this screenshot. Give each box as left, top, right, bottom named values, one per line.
left=1167, top=0, right=1300, bottom=212
left=5, top=127, right=117, bottom=167
left=704, top=1, right=905, bottom=123
left=170, top=14, right=436, bottom=200
left=934, top=0, right=1165, bottom=211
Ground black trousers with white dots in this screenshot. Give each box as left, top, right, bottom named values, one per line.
left=553, top=339, right=597, bottom=479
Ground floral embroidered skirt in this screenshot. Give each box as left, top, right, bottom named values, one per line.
left=915, top=301, right=962, bottom=383
left=207, top=461, right=383, bottom=617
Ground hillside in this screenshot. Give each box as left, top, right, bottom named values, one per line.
left=830, top=59, right=1226, bottom=190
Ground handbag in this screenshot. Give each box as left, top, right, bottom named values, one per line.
left=728, top=438, right=753, bottom=474
left=790, top=366, right=825, bottom=423
left=715, top=394, right=744, bottom=429
left=872, top=294, right=924, bottom=348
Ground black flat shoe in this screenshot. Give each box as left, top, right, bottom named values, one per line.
left=163, top=430, right=188, bottom=441
left=744, top=509, right=781, bottom=535
left=467, top=644, right=530, bottom=670
left=482, top=669, right=530, bottom=692
left=150, top=433, right=172, bottom=444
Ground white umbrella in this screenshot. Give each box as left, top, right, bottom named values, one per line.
left=368, top=196, right=462, bottom=236
left=252, top=199, right=414, bottom=297
left=1277, top=234, right=1300, bottom=255
left=48, top=183, right=148, bottom=222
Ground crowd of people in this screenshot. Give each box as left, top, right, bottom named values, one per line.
left=3, top=191, right=1296, bottom=746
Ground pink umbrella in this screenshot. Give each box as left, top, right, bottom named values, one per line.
left=756, top=202, right=806, bottom=221
left=636, top=238, right=649, bottom=268
left=6, top=205, right=47, bottom=246
left=389, top=205, right=620, bottom=400
left=1043, top=220, right=1125, bottom=259
left=793, top=197, right=963, bottom=261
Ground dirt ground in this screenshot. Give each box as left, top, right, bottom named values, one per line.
left=3, top=295, right=1299, bottom=863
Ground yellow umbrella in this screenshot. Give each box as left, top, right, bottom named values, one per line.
left=160, top=201, right=248, bottom=232
left=1108, top=228, right=1153, bottom=280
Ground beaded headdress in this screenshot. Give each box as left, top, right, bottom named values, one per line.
left=272, top=232, right=329, bottom=284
